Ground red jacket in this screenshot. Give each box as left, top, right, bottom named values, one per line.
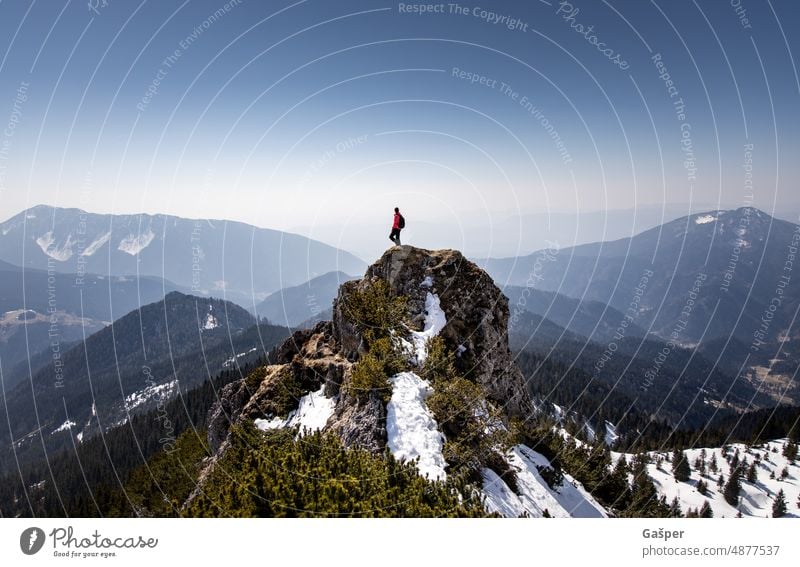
left=393, top=212, right=401, bottom=229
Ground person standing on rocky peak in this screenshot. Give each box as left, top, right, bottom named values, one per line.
left=389, top=206, right=405, bottom=246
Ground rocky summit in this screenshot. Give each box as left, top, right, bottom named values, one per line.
left=205, top=245, right=531, bottom=451
left=189, top=246, right=537, bottom=512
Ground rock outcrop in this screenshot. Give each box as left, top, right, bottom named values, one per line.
left=192, top=246, right=534, bottom=504
left=357, top=246, right=532, bottom=417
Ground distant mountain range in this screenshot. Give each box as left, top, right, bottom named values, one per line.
left=0, top=205, right=366, bottom=306
left=480, top=207, right=800, bottom=406
left=480, top=208, right=797, bottom=343
left=503, top=285, right=647, bottom=344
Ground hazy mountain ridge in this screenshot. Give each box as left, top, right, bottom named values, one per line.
left=253, top=271, right=358, bottom=327
left=0, top=205, right=366, bottom=305
left=482, top=207, right=800, bottom=405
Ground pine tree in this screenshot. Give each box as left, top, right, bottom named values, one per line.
left=723, top=466, right=742, bottom=506
left=697, top=479, right=708, bottom=495
left=782, top=441, right=797, bottom=462
left=623, top=453, right=670, bottom=518
left=717, top=474, right=725, bottom=489
left=709, top=452, right=718, bottom=473
left=772, top=489, right=787, bottom=518
left=780, top=467, right=789, bottom=480
left=699, top=500, right=713, bottom=518
left=747, top=462, right=758, bottom=483
left=669, top=496, right=682, bottom=518
left=603, top=455, right=632, bottom=511
left=672, top=449, right=690, bottom=482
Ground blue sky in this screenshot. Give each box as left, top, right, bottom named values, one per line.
left=0, top=0, right=798, bottom=248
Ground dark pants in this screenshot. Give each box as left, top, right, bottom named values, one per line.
left=389, top=228, right=401, bottom=246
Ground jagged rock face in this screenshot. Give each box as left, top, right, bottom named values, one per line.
left=331, top=280, right=363, bottom=360
left=206, top=321, right=352, bottom=454
left=326, top=392, right=387, bottom=453
left=357, top=245, right=532, bottom=418
left=204, top=246, right=532, bottom=467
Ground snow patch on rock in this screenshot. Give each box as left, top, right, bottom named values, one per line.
left=695, top=214, right=717, bottom=225
left=605, top=421, right=619, bottom=446
left=203, top=313, right=219, bottom=330
left=125, top=380, right=177, bottom=411
left=81, top=231, right=112, bottom=256
left=223, top=347, right=258, bottom=368
left=287, top=385, right=336, bottom=434
left=36, top=231, right=76, bottom=261
left=409, top=292, right=447, bottom=364
left=51, top=420, right=76, bottom=434
left=254, top=385, right=335, bottom=436
left=118, top=228, right=155, bottom=256
left=254, top=416, right=284, bottom=431
left=386, top=371, right=446, bottom=481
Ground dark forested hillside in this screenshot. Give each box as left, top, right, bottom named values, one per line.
left=511, top=327, right=770, bottom=428
left=623, top=405, right=800, bottom=452
left=516, top=350, right=673, bottom=445
left=0, top=292, right=290, bottom=475
left=0, top=360, right=264, bottom=518
left=0, top=260, right=181, bottom=386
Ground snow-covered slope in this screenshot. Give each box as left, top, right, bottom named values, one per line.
left=124, top=380, right=178, bottom=411
left=614, top=439, right=799, bottom=518
left=482, top=444, right=608, bottom=518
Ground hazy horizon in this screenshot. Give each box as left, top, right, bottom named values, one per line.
left=4, top=200, right=799, bottom=262
left=1, top=0, right=798, bottom=255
